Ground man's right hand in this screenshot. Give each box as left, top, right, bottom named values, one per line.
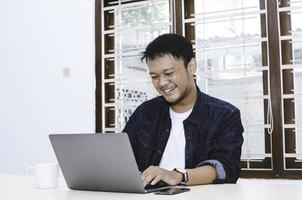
left=141, top=166, right=182, bottom=186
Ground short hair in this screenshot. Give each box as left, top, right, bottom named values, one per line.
left=141, top=33, right=193, bottom=67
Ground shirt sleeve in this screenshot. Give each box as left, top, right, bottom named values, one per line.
left=205, top=108, right=244, bottom=183
left=197, top=159, right=226, bottom=183
left=122, top=108, right=139, bottom=148
left=122, top=106, right=143, bottom=170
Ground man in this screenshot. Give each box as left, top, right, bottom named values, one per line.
left=123, top=33, right=244, bottom=186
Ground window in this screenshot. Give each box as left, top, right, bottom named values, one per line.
left=97, top=0, right=172, bottom=132
left=279, top=0, right=302, bottom=172
left=183, top=0, right=273, bottom=175
left=96, top=0, right=302, bottom=178
left=194, top=0, right=269, bottom=167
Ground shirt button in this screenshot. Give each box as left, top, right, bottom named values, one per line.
left=158, top=150, right=162, bottom=154
left=165, top=129, right=169, bottom=132
left=186, top=156, right=190, bottom=160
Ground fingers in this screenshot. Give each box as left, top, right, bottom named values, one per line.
left=150, top=175, right=162, bottom=185
left=141, top=166, right=154, bottom=180
left=142, top=166, right=160, bottom=186
left=142, top=173, right=155, bottom=186
left=141, top=166, right=182, bottom=186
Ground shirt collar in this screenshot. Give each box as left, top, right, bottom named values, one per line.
left=159, top=86, right=206, bottom=125
left=186, top=86, right=205, bottom=124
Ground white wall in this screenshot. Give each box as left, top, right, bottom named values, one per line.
left=0, top=0, right=95, bottom=174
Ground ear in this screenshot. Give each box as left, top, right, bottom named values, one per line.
left=187, top=58, right=197, bottom=76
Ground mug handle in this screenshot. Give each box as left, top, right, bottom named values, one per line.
left=26, top=166, right=36, bottom=187
left=26, top=166, right=35, bottom=176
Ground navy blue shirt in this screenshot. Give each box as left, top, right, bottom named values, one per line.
left=123, top=87, right=244, bottom=183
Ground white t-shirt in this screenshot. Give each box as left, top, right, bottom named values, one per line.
left=159, top=107, right=193, bottom=171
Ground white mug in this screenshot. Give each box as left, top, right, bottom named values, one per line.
left=27, top=162, right=59, bottom=189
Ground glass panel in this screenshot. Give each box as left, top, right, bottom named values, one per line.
left=242, top=128, right=266, bottom=159
left=293, top=9, right=302, bottom=158
left=195, top=0, right=261, bottom=14
left=291, top=12, right=302, bottom=37
left=281, top=1, right=302, bottom=164
left=102, top=0, right=171, bottom=132
left=295, top=69, right=302, bottom=157
left=116, top=81, right=157, bottom=130
left=116, top=0, right=170, bottom=52
left=194, top=0, right=267, bottom=161
left=115, top=55, right=158, bottom=130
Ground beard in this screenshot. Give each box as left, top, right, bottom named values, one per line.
left=164, top=86, right=190, bottom=106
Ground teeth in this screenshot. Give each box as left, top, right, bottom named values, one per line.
left=164, top=86, right=175, bottom=93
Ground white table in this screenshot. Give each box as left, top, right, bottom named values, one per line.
left=1, top=174, right=302, bottom=200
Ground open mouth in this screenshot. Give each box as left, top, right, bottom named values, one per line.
left=162, top=85, right=176, bottom=96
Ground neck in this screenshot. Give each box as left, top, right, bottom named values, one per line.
left=171, top=84, right=197, bottom=113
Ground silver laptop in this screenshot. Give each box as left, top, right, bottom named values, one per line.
left=49, top=133, right=173, bottom=193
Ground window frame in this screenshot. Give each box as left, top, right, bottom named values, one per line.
left=95, top=0, right=302, bottom=178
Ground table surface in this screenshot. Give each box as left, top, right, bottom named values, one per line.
left=1, top=174, right=302, bottom=200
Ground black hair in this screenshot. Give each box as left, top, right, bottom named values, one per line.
left=141, top=33, right=193, bottom=67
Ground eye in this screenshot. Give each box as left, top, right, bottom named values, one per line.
left=151, top=75, right=158, bottom=80
left=166, top=72, right=174, bottom=76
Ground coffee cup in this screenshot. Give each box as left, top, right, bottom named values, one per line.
left=27, top=162, right=59, bottom=189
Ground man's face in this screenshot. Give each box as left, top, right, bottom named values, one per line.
left=148, top=54, right=196, bottom=105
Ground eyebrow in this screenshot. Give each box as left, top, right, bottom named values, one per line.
left=149, top=72, right=157, bottom=76
left=148, top=67, right=174, bottom=75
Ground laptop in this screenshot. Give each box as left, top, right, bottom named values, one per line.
left=49, top=133, right=173, bottom=193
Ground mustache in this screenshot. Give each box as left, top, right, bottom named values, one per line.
left=159, top=84, right=176, bottom=91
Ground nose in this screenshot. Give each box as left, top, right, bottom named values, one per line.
left=158, top=75, right=169, bottom=87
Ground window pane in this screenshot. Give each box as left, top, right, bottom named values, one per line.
left=102, top=0, right=171, bottom=132
left=290, top=2, right=302, bottom=161
left=194, top=0, right=268, bottom=161
left=117, top=1, right=170, bottom=51
left=115, top=56, right=158, bottom=130
left=279, top=1, right=302, bottom=168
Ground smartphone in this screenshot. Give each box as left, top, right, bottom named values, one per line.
left=154, top=187, right=190, bottom=195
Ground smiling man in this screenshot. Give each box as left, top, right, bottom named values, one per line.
left=123, top=33, right=244, bottom=186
